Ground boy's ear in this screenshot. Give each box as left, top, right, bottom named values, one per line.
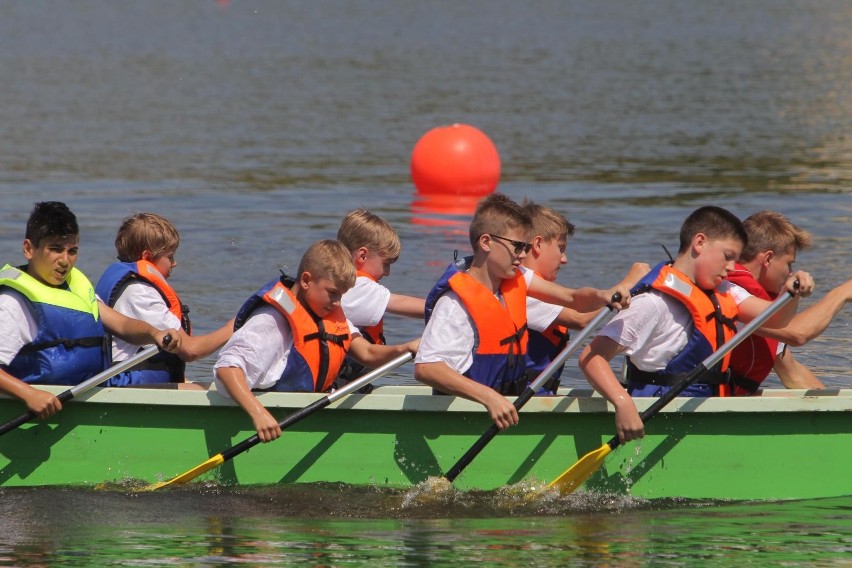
left=761, top=250, right=774, bottom=266
left=22, top=239, right=34, bottom=260
left=141, top=250, right=154, bottom=262
left=355, top=247, right=369, bottom=263
left=691, top=232, right=707, bottom=254
left=299, top=271, right=312, bottom=289
left=532, top=236, right=545, bottom=254
left=478, top=234, right=492, bottom=253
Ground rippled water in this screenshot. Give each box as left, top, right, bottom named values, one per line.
left=0, top=0, right=850, bottom=564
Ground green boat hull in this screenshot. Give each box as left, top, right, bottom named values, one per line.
left=1, top=385, right=849, bottom=500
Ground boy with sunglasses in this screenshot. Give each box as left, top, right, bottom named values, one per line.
left=414, top=193, right=630, bottom=431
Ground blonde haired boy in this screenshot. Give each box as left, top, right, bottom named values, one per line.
left=215, top=239, right=418, bottom=442
left=520, top=200, right=649, bottom=394
left=336, top=209, right=425, bottom=390
left=728, top=210, right=851, bottom=393
left=96, top=212, right=234, bottom=386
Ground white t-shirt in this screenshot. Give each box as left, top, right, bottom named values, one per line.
left=415, top=269, right=547, bottom=374
left=213, top=304, right=358, bottom=394
left=109, top=281, right=181, bottom=362
left=598, top=281, right=751, bottom=371
left=519, top=266, right=562, bottom=333
left=341, top=276, right=391, bottom=328
left=0, top=290, right=37, bottom=365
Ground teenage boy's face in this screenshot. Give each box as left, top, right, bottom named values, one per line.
left=694, top=235, right=742, bottom=290
left=151, top=251, right=177, bottom=279
left=487, top=228, right=531, bottom=279
left=361, top=250, right=394, bottom=281
left=301, top=274, right=346, bottom=317
left=23, top=235, right=80, bottom=287
left=537, top=237, right=568, bottom=282
left=761, top=246, right=796, bottom=294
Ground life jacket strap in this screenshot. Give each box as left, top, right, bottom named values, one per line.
left=625, top=360, right=732, bottom=386
left=730, top=372, right=761, bottom=394
left=499, top=323, right=528, bottom=368
left=18, top=336, right=105, bottom=354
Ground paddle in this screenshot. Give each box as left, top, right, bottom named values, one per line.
left=141, top=351, right=414, bottom=491
left=442, top=294, right=622, bottom=483
left=548, top=284, right=798, bottom=495
left=0, top=336, right=169, bottom=436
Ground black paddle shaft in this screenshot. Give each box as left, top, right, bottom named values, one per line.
left=443, top=293, right=623, bottom=483
left=220, top=397, right=331, bottom=461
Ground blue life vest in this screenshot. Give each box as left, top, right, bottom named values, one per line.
left=425, top=256, right=529, bottom=395
left=526, top=318, right=569, bottom=395
left=0, top=264, right=108, bottom=386
left=624, top=261, right=738, bottom=397
left=234, top=276, right=351, bottom=393
left=96, top=261, right=191, bottom=385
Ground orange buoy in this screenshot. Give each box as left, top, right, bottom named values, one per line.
left=410, top=124, right=501, bottom=197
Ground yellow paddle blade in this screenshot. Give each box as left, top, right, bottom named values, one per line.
left=547, top=443, right=613, bottom=495
left=140, top=453, right=226, bottom=492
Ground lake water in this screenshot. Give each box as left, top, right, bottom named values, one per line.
left=0, top=1, right=850, bottom=565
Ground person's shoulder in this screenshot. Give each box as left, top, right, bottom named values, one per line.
left=428, top=290, right=467, bottom=320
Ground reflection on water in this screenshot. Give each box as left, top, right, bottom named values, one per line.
left=1, top=484, right=849, bottom=566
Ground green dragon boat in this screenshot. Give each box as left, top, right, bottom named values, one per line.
left=1, top=384, right=849, bottom=500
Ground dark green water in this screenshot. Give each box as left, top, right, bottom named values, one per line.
left=1, top=485, right=850, bottom=566
left=0, top=1, right=850, bottom=563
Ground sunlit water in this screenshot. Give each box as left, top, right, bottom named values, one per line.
left=0, top=0, right=850, bottom=564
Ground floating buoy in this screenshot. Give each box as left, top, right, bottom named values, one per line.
left=410, top=124, right=500, bottom=197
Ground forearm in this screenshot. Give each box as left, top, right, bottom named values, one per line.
left=216, top=367, right=268, bottom=419
left=555, top=307, right=601, bottom=330
left=179, top=320, right=235, bottom=362
left=578, top=346, right=630, bottom=405
left=350, top=338, right=416, bottom=367
left=528, top=277, right=607, bottom=311
left=0, top=368, right=35, bottom=401
left=760, top=283, right=851, bottom=346
left=414, top=361, right=492, bottom=402
left=773, top=351, right=825, bottom=389
left=386, top=294, right=426, bottom=318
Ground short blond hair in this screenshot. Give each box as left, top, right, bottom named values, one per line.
left=521, top=199, right=575, bottom=241
left=336, top=209, right=402, bottom=260
left=298, top=239, right=357, bottom=290
left=740, top=210, right=813, bottom=262
left=468, top=193, right=532, bottom=249
left=115, top=213, right=180, bottom=262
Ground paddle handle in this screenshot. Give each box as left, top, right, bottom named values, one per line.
left=443, top=296, right=622, bottom=482
left=606, top=285, right=797, bottom=451
left=0, top=340, right=166, bottom=437
left=221, top=352, right=414, bottom=462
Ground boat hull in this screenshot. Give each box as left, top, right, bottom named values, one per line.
left=1, top=385, right=850, bottom=500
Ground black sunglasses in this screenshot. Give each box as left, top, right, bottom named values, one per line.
left=490, top=234, right=532, bottom=255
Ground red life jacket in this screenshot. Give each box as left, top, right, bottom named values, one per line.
left=727, top=264, right=779, bottom=394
